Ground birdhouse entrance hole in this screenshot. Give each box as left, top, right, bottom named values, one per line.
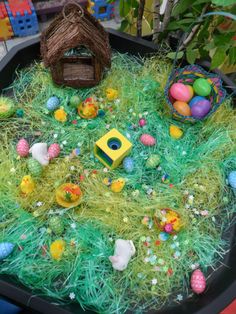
left=63, top=57, right=95, bottom=81
left=108, top=138, right=122, bottom=150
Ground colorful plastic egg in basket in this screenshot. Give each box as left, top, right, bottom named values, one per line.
left=165, top=65, right=226, bottom=123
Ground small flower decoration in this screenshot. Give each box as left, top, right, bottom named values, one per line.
left=36, top=201, right=43, bottom=207
left=70, top=223, right=76, bottom=229
left=10, top=167, right=16, bottom=173
left=123, top=217, right=128, bottom=223
left=151, top=278, right=158, bottom=285
left=176, top=294, right=183, bottom=301
left=69, top=292, right=75, bottom=300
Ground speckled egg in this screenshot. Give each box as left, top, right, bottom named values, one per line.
left=0, top=242, right=14, bottom=260
left=158, top=232, right=170, bottom=241
left=27, top=158, right=43, bottom=177
left=48, top=216, right=64, bottom=235
left=140, top=134, right=156, bottom=146
left=228, top=171, right=236, bottom=188
left=123, top=157, right=134, bottom=173
left=16, top=138, right=30, bottom=157
left=46, top=96, right=60, bottom=111
left=146, top=154, right=160, bottom=169
left=190, top=269, right=206, bottom=294
left=48, top=143, right=60, bottom=160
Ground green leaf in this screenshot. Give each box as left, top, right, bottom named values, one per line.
left=186, top=49, right=199, bottom=64
left=167, top=21, right=181, bottom=30
left=193, top=0, right=211, bottom=4
left=211, top=0, right=236, bottom=6
left=214, top=32, right=235, bottom=46
left=210, top=47, right=226, bottom=69
left=167, top=51, right=184, bottom=60
left=229, top=47, right=236, bottom=65
left=172, top=0, right=193, bottom=16
left=119, top=0, right=131, bottom=17
left=204, top=41, right=215, bottom=51
left=119, top=19, right=129, bottom=32
left=177, top=18, right=195, bottom=24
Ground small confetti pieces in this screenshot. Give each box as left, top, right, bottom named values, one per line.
left=167, top=268, right=173, bottom=276
left=182, top=151, right=187, bottom=156
left=70, top=166, right=75, bottom=171
left=20, top=234, right=27, bottom=240
left=36, top=201, right=43, bottom=207
left=103, top=167, right=108, bottom=173
left=69, top=292, right=75, bottom=300
left=62, top=140, right=67, bottom=145
left=200, top=210, right=209, bottom=216
left=123, top=217, right=128, bottom=223
left=10, top=168, right=16, bottom=173
left=53, top=134, right=58, bottom=138
left=155, top=240, right=161, bottom=246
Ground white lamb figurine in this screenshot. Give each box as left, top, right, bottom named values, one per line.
left=109, top=239, right=136, bottom=271
left=29, top=143, right=49, bottom=166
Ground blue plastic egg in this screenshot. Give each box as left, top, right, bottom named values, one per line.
left=189, top=96, right=206, bottom=108
left=46, top=96, right=60, bottom=111
left=0, top=242, right=14, bottom=260
left=158, top=232, right=170, bottom=241
left=228, top=171, right=236, bottom=189
left=123, top=157, right=134, bottom=173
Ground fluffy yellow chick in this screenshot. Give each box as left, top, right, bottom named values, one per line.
left=54, top=108, right=67, bottom=122
left=20, top=175, right=35, bottom=194
left=106, top=88, right=118, bottom=101
left=50, top=239, right=66, bottom=261
left=110, top=178, right=126, bottom=193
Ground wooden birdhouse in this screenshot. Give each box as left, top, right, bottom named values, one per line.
left=40, top=2, right=111, bottom=88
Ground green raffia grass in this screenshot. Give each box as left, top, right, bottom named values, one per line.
left=0, top=53, right=235, bottom=313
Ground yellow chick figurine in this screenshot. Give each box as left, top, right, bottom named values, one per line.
left=106, top=88, right=118, bottom=101
left=20, top=175, right=35, bottom=195
left=169, top=125, right=183, bottom=140
left=50, top=239, right=66, bottom=261
left=110, top=178, right=126, bottom=193
left=54, top=108, right=67, bottom=122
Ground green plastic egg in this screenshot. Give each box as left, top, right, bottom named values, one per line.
left=193, top=78, right=211, bottom=96
left=69, top=95, right=81, bottom=109
left=146, top=154, right=160, bottom=169
left=48, top=216, right=64, bottom=235
left=0, top=97, right=15, bottom=119
left=27, top=158, right=43, bottom=177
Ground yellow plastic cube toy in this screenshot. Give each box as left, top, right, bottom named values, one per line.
left=94, top=128, right=132, bottom=169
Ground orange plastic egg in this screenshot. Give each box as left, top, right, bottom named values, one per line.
left=173, top=101, right=191, bottom=116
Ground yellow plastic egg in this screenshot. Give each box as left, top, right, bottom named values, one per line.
left=169, top=125, right=183, bottom=139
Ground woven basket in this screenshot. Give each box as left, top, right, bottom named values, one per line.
left=165, top=64, right=226, bottom=123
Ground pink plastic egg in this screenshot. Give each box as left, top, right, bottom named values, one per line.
left=16, top=139, right=29, bottom=157
left=140, top=134, right=156, bottom=146
left=170, top=83, right=191, bottom=102
left=139, top=118, right=146, bottom=127
left=48, top=143, right=60, bottom=160
left=190, top=269, right=206, bottom=294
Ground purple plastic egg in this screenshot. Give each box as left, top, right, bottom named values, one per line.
left=189, top=96, right=206, bottom=108
left=191, top=99, right=211, bottom=119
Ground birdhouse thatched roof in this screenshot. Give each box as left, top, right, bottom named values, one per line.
left=41, top=2, right=111, bottom=68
